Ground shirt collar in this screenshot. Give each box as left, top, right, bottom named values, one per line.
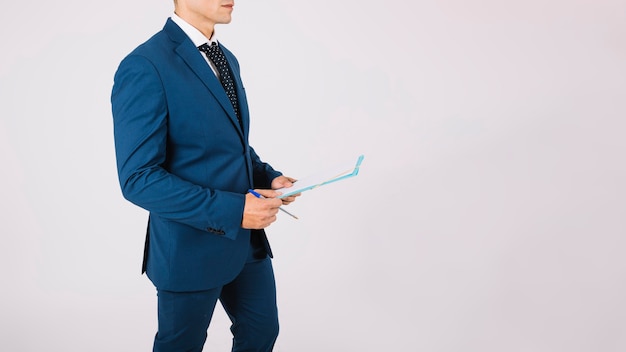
left=171, top=13, right=218, bottom=47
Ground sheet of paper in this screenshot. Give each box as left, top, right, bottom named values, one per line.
left=275, top=155, right=363, bottom=198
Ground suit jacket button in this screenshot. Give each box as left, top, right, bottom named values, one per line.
left=207, top=227, right=225, bottom=235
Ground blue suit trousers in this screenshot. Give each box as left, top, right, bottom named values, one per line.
left=153, top=254, right=279, bottom=352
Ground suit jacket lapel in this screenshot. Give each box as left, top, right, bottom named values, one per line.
left=164, top=19, right=245, bottom=139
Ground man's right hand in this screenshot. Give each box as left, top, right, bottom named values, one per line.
left=241, top=189, right=283, bottom=229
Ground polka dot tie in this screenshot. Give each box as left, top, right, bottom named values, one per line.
left=198, top=42, right=240, bottom=122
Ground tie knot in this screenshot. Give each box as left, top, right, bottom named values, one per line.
left=198, top=42, right=218, bottom=53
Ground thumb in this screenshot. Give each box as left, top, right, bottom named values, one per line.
left=276, top=177, right=295, bottom=188
left=254, top=189, right=281, bottom=198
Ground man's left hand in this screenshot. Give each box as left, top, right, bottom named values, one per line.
left=271, top=176, right=301, bottom=205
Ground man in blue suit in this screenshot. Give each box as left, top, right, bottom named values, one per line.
left=111, top=1, right=299, bottom=350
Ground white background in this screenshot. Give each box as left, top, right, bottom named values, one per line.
left=1, top=1, right=625, bottom=351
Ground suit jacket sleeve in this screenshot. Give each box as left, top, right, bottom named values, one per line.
left=111, top=54, right=245, bottom=239
left=250, top=146, right=282, bottom=189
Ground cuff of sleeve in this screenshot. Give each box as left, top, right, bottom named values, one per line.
left=204, top=191, right=245, bottom=240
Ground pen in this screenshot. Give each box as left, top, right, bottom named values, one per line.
left=248, top=189, right=299, bottom=220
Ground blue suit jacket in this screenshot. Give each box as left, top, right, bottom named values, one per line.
left=111, top=19, right=282, bottom=292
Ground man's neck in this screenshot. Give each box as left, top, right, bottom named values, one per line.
left=174, top=10, right=215, bottom=40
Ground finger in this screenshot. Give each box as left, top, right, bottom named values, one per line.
left=281, top=197, right=296, bottom=204
left=282, top=193, right=301, bottom=203
left=278, top=176, right=298, bottom=188
left=264, top=215, right=278, bottom=227
left=278, top=179, right=293, bottom=188
left=254, top=189, right=280, bottom=198
left=262, top=197, right=283, bottom=209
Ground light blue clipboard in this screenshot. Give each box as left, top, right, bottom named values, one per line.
left=276, top=155, right=365, bottom=199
